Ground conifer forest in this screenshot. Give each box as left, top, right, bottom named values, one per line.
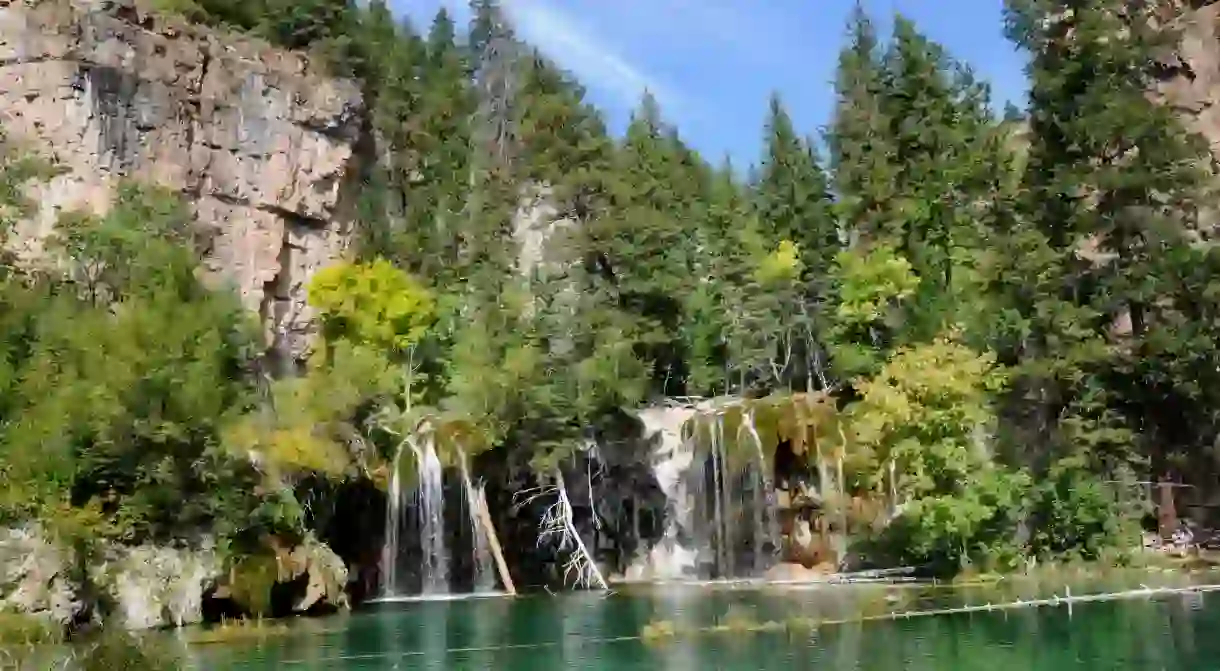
left=3, top=0, right=1220, bottom=640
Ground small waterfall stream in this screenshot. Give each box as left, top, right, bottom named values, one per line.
left=380, top=443, right=405, bottom=595
left=380, top=427, right=503, bottom=598
left=381, top=433, right=450, bottom=597
left=699, top=409, right=778, bottom=578
left=415, top=435, right=449, bottom=595
left=458, top=448, right=497, bottom=593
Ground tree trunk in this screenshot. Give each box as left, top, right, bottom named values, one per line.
left=474, top=486, right=516, bottom=595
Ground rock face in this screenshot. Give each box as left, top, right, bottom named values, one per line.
left=0, top=0, right=363, bottom=365
left=1157, top=2, right=1220, bottom=146
left=0, top=526, right=79, bottom=626
left=90, top=539, right=222, bottom=629
left=0, top=526, right=225, bottom=630
left=1156, top=1, right=1220, bottom=236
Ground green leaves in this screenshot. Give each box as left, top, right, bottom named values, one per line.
left=832, top=244, right=920, bottom=329
left=849, top=335, right=1006, bottom=499
left=0, top=183, right=265, bottom=544
left=308, top=259, right=436, bottom=355
left=23, top=0, right=1217, bottom=584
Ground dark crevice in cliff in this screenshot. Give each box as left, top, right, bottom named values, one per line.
left=263, top=219, right=295, bottom=378
left=182, top=46, right=211, bottom=184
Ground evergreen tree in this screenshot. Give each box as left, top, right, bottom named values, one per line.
left=875, top=16, right=1005, bottom=342
left=755, top=94, right=837, bottom=284
left=1003, top=0, right=1216, bottom=483
left=752, top=95, right=839, bottom=390
left=827, top=4, right=895, bottom=242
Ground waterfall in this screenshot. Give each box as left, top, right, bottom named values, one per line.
left=709, top=415, right=729, bottom=575
left=380, top=440, right=405, bottom=596
left=470, top=488, right=497, bottom=592
left=692, top=405, right=779, bottom=578
left=628, top=406, right=700, bottom=581
left=457, top=448, right=496, bottom=593
left=380, top=430, right=449, bottom=597
left=741, top=409, right=780, bottom=575
left=630, top=400, right=779, bottom=581
left=414, top=433, right=449, bottom=595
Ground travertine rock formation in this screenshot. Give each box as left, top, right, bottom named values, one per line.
left=0, top=0, right=363, bottom=365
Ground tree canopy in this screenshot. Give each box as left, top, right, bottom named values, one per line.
left=2, top=0, right=1216, bottom=594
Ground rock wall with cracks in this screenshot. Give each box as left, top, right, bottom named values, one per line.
left=0, top=0, right=363, bottom=367
left=1156, top=0, right=1220, bottom=239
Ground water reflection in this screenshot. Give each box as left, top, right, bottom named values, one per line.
left=191, top=574, right=1220, bottom=670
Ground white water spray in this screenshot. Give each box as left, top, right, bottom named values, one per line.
left=415, top=432, right=449, bottom=595
left=381, top=428, right=450, bottom=597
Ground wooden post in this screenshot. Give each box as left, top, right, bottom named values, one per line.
left=475, top=486, right=517, bottom=595
left=1157, top=477, right=1177, bottom=541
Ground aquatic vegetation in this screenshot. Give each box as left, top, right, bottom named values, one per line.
left=0, top=611, right=60, bottom=645
left=0, top=621, right=182, bottom=670
left=186, top=617, right=292, bottom=646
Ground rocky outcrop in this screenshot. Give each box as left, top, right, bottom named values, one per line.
left=1156, top=2, right=1220, bottom=145
left=0, top=526, right=352, bottom=629
left=1155, top=1, right=1220, bottom=236
left=210, top=533, right=349, bottom=618
left=89, top=539, right=222, bottom=629
left=0, top=526, right=79, bottom=626
left=269, top=533, right=349, bottom=613
left=0, top=0, right=363, bottom=365
left=0, top=526, right=224, bottom=630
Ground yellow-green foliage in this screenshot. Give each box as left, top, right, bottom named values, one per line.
left=833, top=243, right=919, bottom=326
left=848, top=334, right=1007, bottom=496
left=308, top=259, right=435, bottom=354
left=187, top=617, right=291, bottom=646
left=0, top=612, right=60, bottom=645
left=223, top=341, right=396, bottom=479
left=146, top=0, right=204, bottom=17
left=754, top=239, right=803, bottom=285
left=224, top=553, right=280, bottom=618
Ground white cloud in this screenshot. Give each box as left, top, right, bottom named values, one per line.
left=502, top=0, right=681, bottom=113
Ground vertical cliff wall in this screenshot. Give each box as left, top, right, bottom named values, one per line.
left=1156, top=0, right=1220, bottom=236
left=0, top=0, right=363, bottom=366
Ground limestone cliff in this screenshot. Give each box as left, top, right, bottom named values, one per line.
left=1157, top=1, right=1220, bottom=152
left=0, top=0, right=363, bottom=366
left=1155, top=0, right=1220, bottom=235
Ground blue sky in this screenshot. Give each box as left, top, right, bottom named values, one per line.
left=390, top=0, right=1029, bottom=166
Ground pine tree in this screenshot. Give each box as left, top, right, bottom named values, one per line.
left=827, top=4, right=895, bottom=243
left=752, top=95, right=839, bottom=391
left=1003, top=0, right=1215, bottom=481
left=514, top=51, right=616, bottom=224
left=875, top=16, right=1004, bottom=342
left=755, top=94, right=837, bottom=284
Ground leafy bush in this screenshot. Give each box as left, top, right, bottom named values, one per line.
left=1027, top=459, right=1142, bottom=562
left=874, top=467, right=1031, bottom=576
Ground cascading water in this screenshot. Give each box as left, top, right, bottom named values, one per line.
left=380, top=432, right=449, bottom=597
left=627, top=406, right=700, bottom=581
left=470, top=489, right=496, bottom=592
left=693, top=408, right=779, bottom=579
left=741, top=409, right=781, bottom=574
left=630, top=400, right=779, bottom=581
left=380, top=443, right=405, bottom=596
left=415, top=435, right=449, bottom=595
left=457, top=448, right=497, bottom=593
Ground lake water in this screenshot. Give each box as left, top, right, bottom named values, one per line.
left=188, top=574, right=1220, bottom=670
